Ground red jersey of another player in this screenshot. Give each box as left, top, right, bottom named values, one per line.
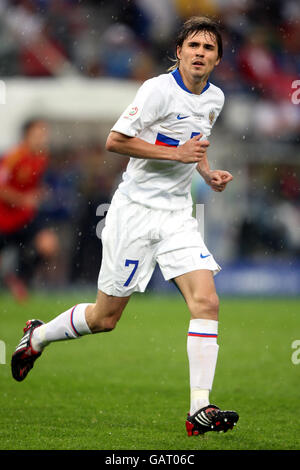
left=0, top=144, right=48, bottom=234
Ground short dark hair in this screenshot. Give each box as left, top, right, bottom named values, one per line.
left=169, top=16, right=223, bottom=71
left=21, top=118, right=47, bottom=137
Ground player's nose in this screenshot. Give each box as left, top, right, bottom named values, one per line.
left=195, top=47, right=205, bottom=57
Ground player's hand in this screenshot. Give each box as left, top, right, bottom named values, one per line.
left=175, top=134, right=210, bottom=164
left=205, top=170, right=233, bottom=192
left=22, top=191, right=41, bottom=208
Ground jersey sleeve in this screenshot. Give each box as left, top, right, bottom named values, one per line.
left=111, top=78, right=164, bottom=137
left=0, top=148, right=20, bottom=185
left=205, top=87, right=225, bottom=137
left=214, top=89, right=225, bottom=124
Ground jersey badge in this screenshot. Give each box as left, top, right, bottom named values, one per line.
left=129, top=106, right=138, bottom=116
left=209, top=110, right=216, bottom=125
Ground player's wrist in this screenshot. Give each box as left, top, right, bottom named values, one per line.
left=199, top=168, right=212, bottom=183
left=172, top=147, right=181, bottom=162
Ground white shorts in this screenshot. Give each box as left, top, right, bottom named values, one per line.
left=98, top=190, right=221, bottom=297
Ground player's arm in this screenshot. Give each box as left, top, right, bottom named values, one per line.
left=196, top=151, right=211, bottom=181
left=0, top=185, right=40, bottom=208
left=196, top=154, right=233, bottom=192
left=0, top=185, right=25, bottom=206
left=0, top=162, right=24, bottom=206
left=106, top=131, right=209, bottom=164
left=0, top=162, right=39, bottom=208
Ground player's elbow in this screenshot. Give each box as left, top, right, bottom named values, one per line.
left=105, top=133, right=116, bottom=152
left=105, top=132, right=123, bottom=153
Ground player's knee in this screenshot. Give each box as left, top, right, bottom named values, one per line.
left=188, top=292, right=219, bottom=318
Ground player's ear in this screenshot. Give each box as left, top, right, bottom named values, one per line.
left=176, top=46, right=182, bottom=60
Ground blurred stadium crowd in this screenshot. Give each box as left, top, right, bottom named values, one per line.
left=0, top=0, right=299, bottom=297
left=1, top=0, right=299, bottom=133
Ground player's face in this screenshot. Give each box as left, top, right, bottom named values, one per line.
left=26, top=122, right=49, bottom=154
left=177, top=30, right=220, bottom=81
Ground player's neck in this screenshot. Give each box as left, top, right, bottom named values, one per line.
left=178, top=67, right=209, bottom=95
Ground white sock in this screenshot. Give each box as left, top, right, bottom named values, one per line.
left=187, top=318, right=219, bottom=415
left=31, top=303, right=92, bottom=352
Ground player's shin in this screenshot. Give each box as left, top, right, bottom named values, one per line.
left=31, top=303, right=92, bottom=352
left=187, top=318, right=219, bottom=415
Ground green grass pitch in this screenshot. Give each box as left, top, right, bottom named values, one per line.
left=0, top=292, right=299, bottom=450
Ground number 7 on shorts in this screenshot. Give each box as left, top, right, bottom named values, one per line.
left=123, top=259, right=139, bottom=287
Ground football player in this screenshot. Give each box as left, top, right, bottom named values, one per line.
left=12, top=17, right=238, bottom=436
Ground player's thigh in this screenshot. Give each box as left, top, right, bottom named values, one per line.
left=174, top=269, right=219, bottom=320
left=98, top=192, right=156, bottom=297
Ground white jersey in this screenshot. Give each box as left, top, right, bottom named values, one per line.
left=111, top=68, right=225, bottom=210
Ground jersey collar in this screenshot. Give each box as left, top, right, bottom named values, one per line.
left=171, top=68, right=210, bottom=95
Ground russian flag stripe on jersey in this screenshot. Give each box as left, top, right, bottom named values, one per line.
left=155, top=133, right=180, bottom=147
